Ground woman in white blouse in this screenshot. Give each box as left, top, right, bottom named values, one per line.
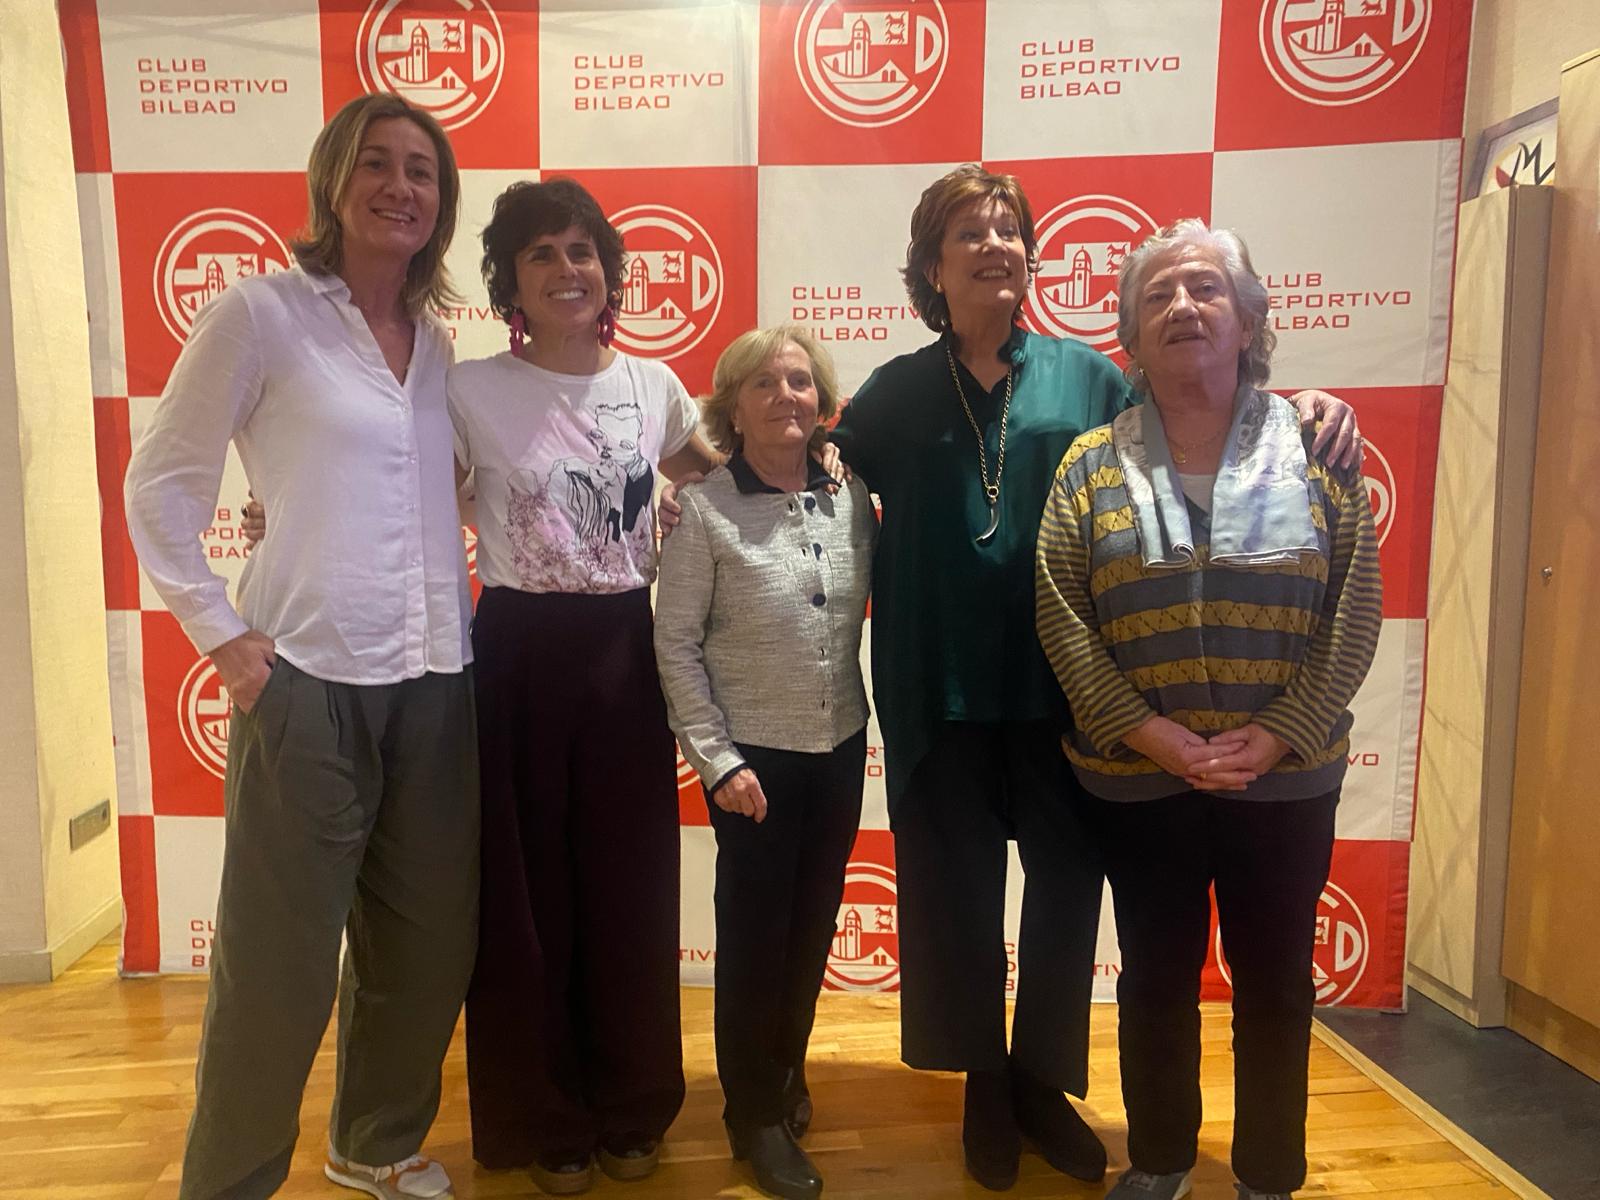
left=123, top=95, right=474, bottom=1200
left=654, top=327, right=877, bottom=1200
left=451, top=179, right=723, bottom=1196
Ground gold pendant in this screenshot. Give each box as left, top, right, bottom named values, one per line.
left=1172, top=446, right=1188, bottom=464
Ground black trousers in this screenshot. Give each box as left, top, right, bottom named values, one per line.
left=1091, top=788, right=1339, bottom=1194
left=465, top=587, right=685, bottom=1167
left=891, top=720, right=1103, bottom=1094
left=709, top=730, right=867, bottom=1129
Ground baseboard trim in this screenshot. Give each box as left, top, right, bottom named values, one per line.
left=1312, top=1019, right=1550, bottom=1200
left=1407, top=963, right=1509, bottom=1028
left=1506, top=983, right=1600, bottom=1084
left=0, top=896, right=121, bottom=984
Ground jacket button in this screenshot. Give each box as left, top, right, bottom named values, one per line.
left=812, top=593, right=826, bottom=606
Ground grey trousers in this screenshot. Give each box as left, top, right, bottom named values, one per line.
left=178, top=660, right=479, bottom=1200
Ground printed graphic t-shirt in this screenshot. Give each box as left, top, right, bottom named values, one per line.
left=449, top=350, right=699, bottom=594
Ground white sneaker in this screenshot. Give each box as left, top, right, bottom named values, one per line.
left=1106, top=1169, right=1193, bottom=1199
left=325, top=1153, right=454, bottom=1200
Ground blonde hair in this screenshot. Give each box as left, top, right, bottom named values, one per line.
left=702, top=326, right=840, bottom=455
left=291, top=93, right=462, bottom=315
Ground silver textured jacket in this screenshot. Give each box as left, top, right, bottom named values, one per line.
left=654, top=459, right=878, bottom=793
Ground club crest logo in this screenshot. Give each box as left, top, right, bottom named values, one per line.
left=1023, top=195, right=1158, bottom=353
left=610, top=204, right=723, bottom=360
left=153, top=209, right=291, bottom=344
left=1259, top=0, right=1431, bottom=107
left=1214, top=879, right=1371, bottom=1005
left=793, top=0, right=949, bottom=127
left=1311, top=880, right=1370, bottom=1003
left=1361, top=437, right=1396, bottom=547
left=357, top=0, right=506, bottom=129
left=825, top=858, right=899, bottom=992
left=178, top=658, right=231, bottom=779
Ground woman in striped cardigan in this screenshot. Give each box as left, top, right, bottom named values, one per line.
left=1034, top=218, right=1381, bottom=1200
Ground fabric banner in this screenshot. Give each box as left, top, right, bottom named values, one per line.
left=63, top=0, right=1468, bottom=1008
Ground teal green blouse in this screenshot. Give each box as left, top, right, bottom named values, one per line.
left=832, top=327, right=1133, bottom=813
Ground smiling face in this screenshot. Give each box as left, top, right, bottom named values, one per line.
left=512, top=223, right=609, bottom=340
left=334, top=116, right=440, bottom=268
left=733, top=342, right=820, bottom=457
left=928, top=196, right=1029, bottom=325
left=1132, top=244, right=1252, bottom=391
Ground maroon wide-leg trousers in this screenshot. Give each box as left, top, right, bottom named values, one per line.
left=465, top=586, right=685, bottom=1168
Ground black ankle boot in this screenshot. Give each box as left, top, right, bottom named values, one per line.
left=726, top=1121, right=824, bottom=1200
left=962, top=1068, right=1020, bottom=1191
left=1011, top=1064, right=1107, bottom=1182
left=781, top=1065, right=813, bottom=1139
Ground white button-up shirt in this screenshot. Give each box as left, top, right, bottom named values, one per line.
left=124, top=265, right=471, bottom=684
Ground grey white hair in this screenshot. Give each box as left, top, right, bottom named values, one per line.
left=1114, top=217, right=1276, bottom=394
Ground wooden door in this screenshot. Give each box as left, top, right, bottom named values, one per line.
left=1502, top=49, right=1600, bottom=1030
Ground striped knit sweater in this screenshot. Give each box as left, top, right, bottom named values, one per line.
left=1035, top=407, right=1382, bottom=802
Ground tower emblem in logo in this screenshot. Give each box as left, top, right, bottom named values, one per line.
left=357, top=0, right=505, bottom=129
left=1260, top=0, right=1431, bottom=107
left=793, top=0, right=949, bottom=127
left=154, top=209, right=291, bottom=344
left=825, top=858, right=899, bottom=991
left=1361, top=437, right=1396, bottom=547
left=610, top=205, right=723, bottom=360
left=1214, top=879, right=1371, bottom=1005
left=178, top=658, right=231, bottom=780
left=1023, top=195, right=1158, bottom=354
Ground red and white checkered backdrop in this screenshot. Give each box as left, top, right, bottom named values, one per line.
left=63, top=0, right=1468, bottom=1007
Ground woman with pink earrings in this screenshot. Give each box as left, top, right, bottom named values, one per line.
left=452, top=178, right=722, bottom=1195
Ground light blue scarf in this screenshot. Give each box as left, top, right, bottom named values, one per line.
left=1110, top=387, right=1320, bottom=569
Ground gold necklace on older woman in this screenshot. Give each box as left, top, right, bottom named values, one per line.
left=945, top=345, right=1012, bottom=545
left=1168, top=424, right=1228, bottom=465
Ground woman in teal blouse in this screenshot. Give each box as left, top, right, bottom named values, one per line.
left=827, top=165, right=1361, bottom=1192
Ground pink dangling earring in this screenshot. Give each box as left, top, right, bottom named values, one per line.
left=597, top=303, right=617, bottom=348
left=507, top=309, right=526, bottom=354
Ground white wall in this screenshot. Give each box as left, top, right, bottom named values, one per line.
left=0, top=0, right=121, bottom=982
left=1465, top=1, right=1600, bottom=138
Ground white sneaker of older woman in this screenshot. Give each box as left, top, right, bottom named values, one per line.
left=1105, top=1168, right=1192, bottom=1199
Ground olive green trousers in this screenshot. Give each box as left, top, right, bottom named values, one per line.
left=178, top=660, right=479, bottom=1200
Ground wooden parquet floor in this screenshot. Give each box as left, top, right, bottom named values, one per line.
left=0, top=939, right=1516, bottom=1200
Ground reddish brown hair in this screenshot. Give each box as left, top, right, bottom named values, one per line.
left=900, top=164, right=1039, bottom=332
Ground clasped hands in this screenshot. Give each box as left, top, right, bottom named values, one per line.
left=1123, top=715, right=1290, bottom=792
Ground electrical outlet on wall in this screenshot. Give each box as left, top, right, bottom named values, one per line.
left=69, top=800, right=111, bottom=850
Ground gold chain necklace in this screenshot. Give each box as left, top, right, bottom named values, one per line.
left=946, top=344, right=1012, bottom=545
left=1168, top=424, right=1228, bottom=465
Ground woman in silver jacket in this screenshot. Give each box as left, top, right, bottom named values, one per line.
left=654, top=325, right=877, bottom=1200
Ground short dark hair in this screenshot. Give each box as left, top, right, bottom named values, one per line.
left=900, top=164, right=1039, bottom=332
left=479, top=178, right=627, bottom=324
